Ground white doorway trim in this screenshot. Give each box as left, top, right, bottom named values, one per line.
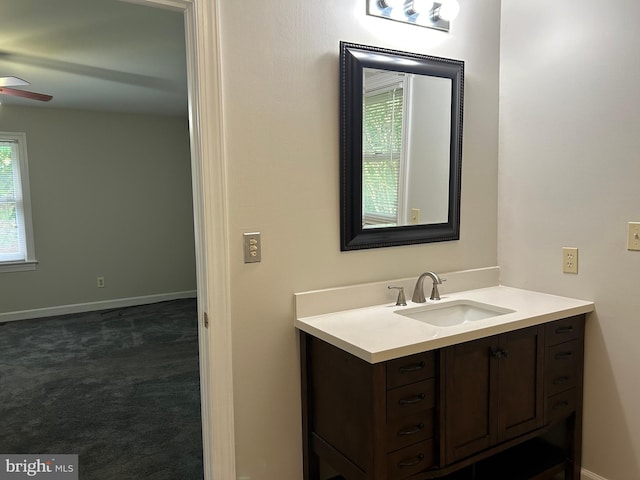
left=119, top=0, right=234, bottom=479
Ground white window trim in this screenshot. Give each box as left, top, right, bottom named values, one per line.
left=0, top=132, right=37, bottom=273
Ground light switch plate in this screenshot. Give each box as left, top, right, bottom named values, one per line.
left=628, top=222, right=640, bottom=251
left=562, top=247, right=578, bottom=274
left=243, top=232, right=262, bottom=263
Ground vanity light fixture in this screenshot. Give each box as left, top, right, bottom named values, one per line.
left=367, top=0, right=460, bottom=32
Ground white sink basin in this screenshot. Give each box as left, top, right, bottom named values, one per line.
left=395, top=300, right=514, bottom=327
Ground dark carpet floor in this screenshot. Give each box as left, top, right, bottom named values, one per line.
left=0, top=298, right=204, bottom=479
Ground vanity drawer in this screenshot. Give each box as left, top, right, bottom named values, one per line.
left=546, top=389, right=577, bottom=424
left=545, top=316, right=583, bottom=347
left=386, top=409, right=435, bottom=452
left=386, top=351, right=436, bottom=389
left=387, top=379, right=436, bottom=420
left=387, top=438, right=435, bottom=480
left=545, top=341, right=579, bottom=396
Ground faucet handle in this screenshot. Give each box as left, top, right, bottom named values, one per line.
left=388, top=286, right=407, bottom=306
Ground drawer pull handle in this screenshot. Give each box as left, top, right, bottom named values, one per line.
left=555, top=351, right=574, bottom=360
left=553, top=376, right=570, bottom=385
left=553, top=400, right=570, bottom=410
left=399, top=361, right=426, bottom=373
left=398, top=454, right=425, bottom=468
left=556, top=326, right=574, bottom=334
left=398, top=423, right=425, bottom=436
left=399, top=393, right=426, bottom=405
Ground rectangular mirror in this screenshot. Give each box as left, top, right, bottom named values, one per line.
left=340, top=42, right=464, bottom=250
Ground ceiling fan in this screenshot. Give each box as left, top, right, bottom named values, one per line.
left=0, top=76, right=52, bottom=102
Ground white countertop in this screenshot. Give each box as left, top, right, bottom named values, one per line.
left=295, top=285, right=594, bottom=363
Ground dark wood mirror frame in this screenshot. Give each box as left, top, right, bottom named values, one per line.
left=340, top=42, right=464, bottom=251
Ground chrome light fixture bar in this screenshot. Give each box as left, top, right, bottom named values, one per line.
left=367, top=0, right=460, bottom=32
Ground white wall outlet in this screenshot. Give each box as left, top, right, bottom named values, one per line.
left=628, top=222, right=640, bottom=251
left=562, top=247, right=578, bottom=274
left=97, top=276, right=105, bottom=288
left=243, top=232, right=262, bottom=263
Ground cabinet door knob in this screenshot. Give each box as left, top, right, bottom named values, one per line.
left=490, top=348, right=509, bottom=359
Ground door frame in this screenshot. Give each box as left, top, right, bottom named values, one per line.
left=120, top=0, right=235, bottom=479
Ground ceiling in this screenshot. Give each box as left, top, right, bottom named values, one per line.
left=0, top=0, right=188, bottom=116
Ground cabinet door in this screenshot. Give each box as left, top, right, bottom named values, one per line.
left=444, top=336, right=498, bottom=464
left=496, top=325, right=545, bottom=442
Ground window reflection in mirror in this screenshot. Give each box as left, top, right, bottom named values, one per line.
left=362, top=68, right=452, bottom=229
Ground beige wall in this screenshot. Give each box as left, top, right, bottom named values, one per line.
left=219, top=1, right=501, bottom=478
left=0, top=105, right=196, bottom=313
left=499, top=1, right=640, bottom=478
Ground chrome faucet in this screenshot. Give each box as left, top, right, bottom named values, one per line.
left=412, top=271, right=445, bottom=303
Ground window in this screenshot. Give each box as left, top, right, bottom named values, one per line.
left=362, top=71, right=409, bottom=228
left=0, top=132, right=37, bottom=271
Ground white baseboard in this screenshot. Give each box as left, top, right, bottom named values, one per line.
left=582, top=468, right=608, bottom=480
left=0, top=290, right=197, bottom=323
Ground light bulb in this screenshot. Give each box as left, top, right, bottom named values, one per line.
left=381, top=0, right=405, bottom=9
left=411, top=0, right=435, bottom=15
left=437, top=0, right=460, bottom=21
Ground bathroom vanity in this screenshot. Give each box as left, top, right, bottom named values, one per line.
left=296, top=276, right=593, bottom=480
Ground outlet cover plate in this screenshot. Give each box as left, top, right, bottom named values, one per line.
left=628, top=222, right=640, bottom=251
left=562, top=247, right=578, bottom=274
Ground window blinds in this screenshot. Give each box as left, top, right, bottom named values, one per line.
left=362, top=85, right=403, bottom=226
left=0, top=140, right=26, bottom=262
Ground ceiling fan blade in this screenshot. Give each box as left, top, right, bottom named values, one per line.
left=0, top=76, right=30, bottom=87
left=0, top=87, right=52, bottom=102
left=0, top=77, right=29, bottom=87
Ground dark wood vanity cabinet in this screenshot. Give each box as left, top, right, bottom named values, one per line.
left=300, top=314, right=585, bottom=480
left=302, top=338, right=438, bottom=480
